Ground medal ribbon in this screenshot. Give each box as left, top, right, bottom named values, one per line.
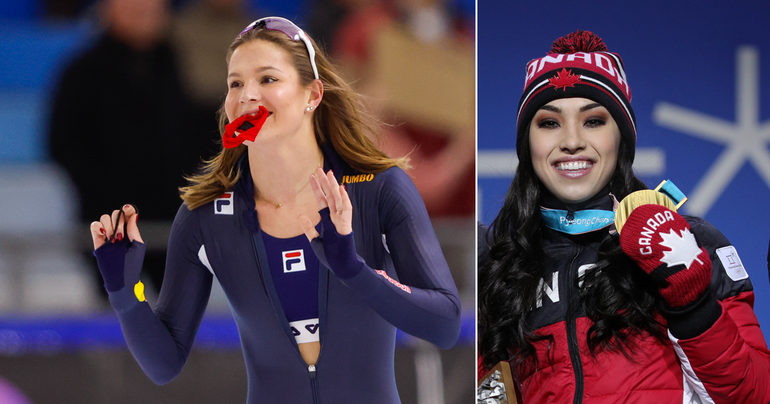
left=541, top=208, right=616, bottom=235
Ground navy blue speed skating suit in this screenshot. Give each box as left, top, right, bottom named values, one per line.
left=104, top=145, right=462, bottom=403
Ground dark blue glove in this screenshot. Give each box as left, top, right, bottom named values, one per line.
left=310, top=208, right=365, bottom=280
left=93, top=237, right=146, bottom=293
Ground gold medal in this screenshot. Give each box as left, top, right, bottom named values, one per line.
left=614, top=180, right=687, bottom=234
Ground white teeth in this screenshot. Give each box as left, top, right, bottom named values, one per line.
left=250, top=113, right=256, bottom=116
left=556, top=161, right=592, bottom=171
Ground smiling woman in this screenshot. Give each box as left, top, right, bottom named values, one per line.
left=88, top=16, right=462, bottom=404
left=181, top=17, right=406, bottom=211
left=225, top=39, right=317, bottom=148
left=478, top=30, right=770, bottom=404
left=529, top=98, right=620, bottom=204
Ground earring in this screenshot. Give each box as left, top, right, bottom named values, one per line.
left=306, top=106, right=315, bottom=112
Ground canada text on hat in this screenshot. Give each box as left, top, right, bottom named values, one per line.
left=516, top=30, right=637, bottom=156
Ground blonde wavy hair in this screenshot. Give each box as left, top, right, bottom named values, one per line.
left=180, top=25, right=407, bottom=210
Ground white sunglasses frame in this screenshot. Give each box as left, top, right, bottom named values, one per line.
left=239, top=16, right=320, bottom=80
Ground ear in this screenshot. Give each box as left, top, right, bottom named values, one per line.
left=306, top=79, right=323, bottom=110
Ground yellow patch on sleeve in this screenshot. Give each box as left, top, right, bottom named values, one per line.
left=134, top=281, right=146, bottom=302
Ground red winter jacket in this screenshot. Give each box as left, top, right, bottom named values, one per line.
left=480, top=215, right=770, bottom=403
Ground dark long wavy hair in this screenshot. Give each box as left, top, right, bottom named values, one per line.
left=478, top=126, right=667, bottom=371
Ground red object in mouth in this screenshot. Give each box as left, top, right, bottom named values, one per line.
left=222, top=106, right=269, bottom=148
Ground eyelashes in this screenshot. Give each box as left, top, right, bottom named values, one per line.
left=537, top=119, right=559, bottom=129
left=227, top=76, right=278, bottom=90
left=535, top=116, right=607, bottom=129
left=584, top=117, right=607, bottom=127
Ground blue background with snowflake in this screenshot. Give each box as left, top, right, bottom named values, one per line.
left=478, top=0, right=770, bottom=340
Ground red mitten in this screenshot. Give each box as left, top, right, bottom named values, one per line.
left=619, top=204, right=711, bottom=308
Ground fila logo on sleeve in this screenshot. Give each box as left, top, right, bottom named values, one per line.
left=282, top=249, right=306, bottom=273
left=215, top=192, right=234, bottom=215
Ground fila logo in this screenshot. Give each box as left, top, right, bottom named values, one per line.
left=282, top=249, right=306, bottom=273
left=290, top=318, right=320, bottom=343
left=215, top=192, right=234, bottom=215
left=292, top=323, right=319, bottom=335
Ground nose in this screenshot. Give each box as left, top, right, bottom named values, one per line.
left=559, top=120, right=586, bottom=154
left=239, top=81, right=260, bottom=104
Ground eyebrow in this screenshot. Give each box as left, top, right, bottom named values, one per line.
left=538, top=102, right=603, bottom=113
left=580, top=102, right=603, bottom=112
left=227, top=66, right=282, bottom=78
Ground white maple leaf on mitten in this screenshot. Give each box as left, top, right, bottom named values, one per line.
left=659, top=228, right=704, bottom=269
left=620, top=204, right=712, bottom=307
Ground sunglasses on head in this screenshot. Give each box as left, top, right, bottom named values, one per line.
left=238, top=16, right=319, bottom=80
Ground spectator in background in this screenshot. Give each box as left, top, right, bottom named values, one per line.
left=304, top=0, right=353, bottom=55
left=48, top=0, right=212, bottom=299
left=170, top=0, right=254, bottom=153
left=324, top=0, right=475, bottom=217
left=44, top=0, right=91, bottom=18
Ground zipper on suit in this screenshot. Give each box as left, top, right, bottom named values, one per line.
left=309, top=364, right=319, bottom=404
left=566, top=247, right=584, bottom=404
left=250, top=233, right=322, bottom=403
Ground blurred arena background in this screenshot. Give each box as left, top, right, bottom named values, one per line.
left=0, top=0, right=475, bottom=402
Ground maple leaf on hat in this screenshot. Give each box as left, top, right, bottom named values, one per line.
left=548, top=68, right=581, bottom=91
left=659, top=228, right=704, bottom=268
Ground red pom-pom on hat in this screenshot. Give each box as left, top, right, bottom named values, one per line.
left=550, top=30, right=608, bottom=54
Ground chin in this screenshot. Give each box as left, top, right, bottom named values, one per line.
left=559, top=196, right=588, bottom=204
left=554, top=188, right=595, bottom=204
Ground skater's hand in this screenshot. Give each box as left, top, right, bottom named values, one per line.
left=90, top=204, right=146, bottom=295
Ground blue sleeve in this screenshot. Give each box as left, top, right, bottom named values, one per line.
left=107, top=204, right=213, bottom=384
left=332, top=169, right=462, bottom=349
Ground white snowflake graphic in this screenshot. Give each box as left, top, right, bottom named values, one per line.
left=659, top=228, right=704, bottom=268
left=654, top=46, right=770, bottom=216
